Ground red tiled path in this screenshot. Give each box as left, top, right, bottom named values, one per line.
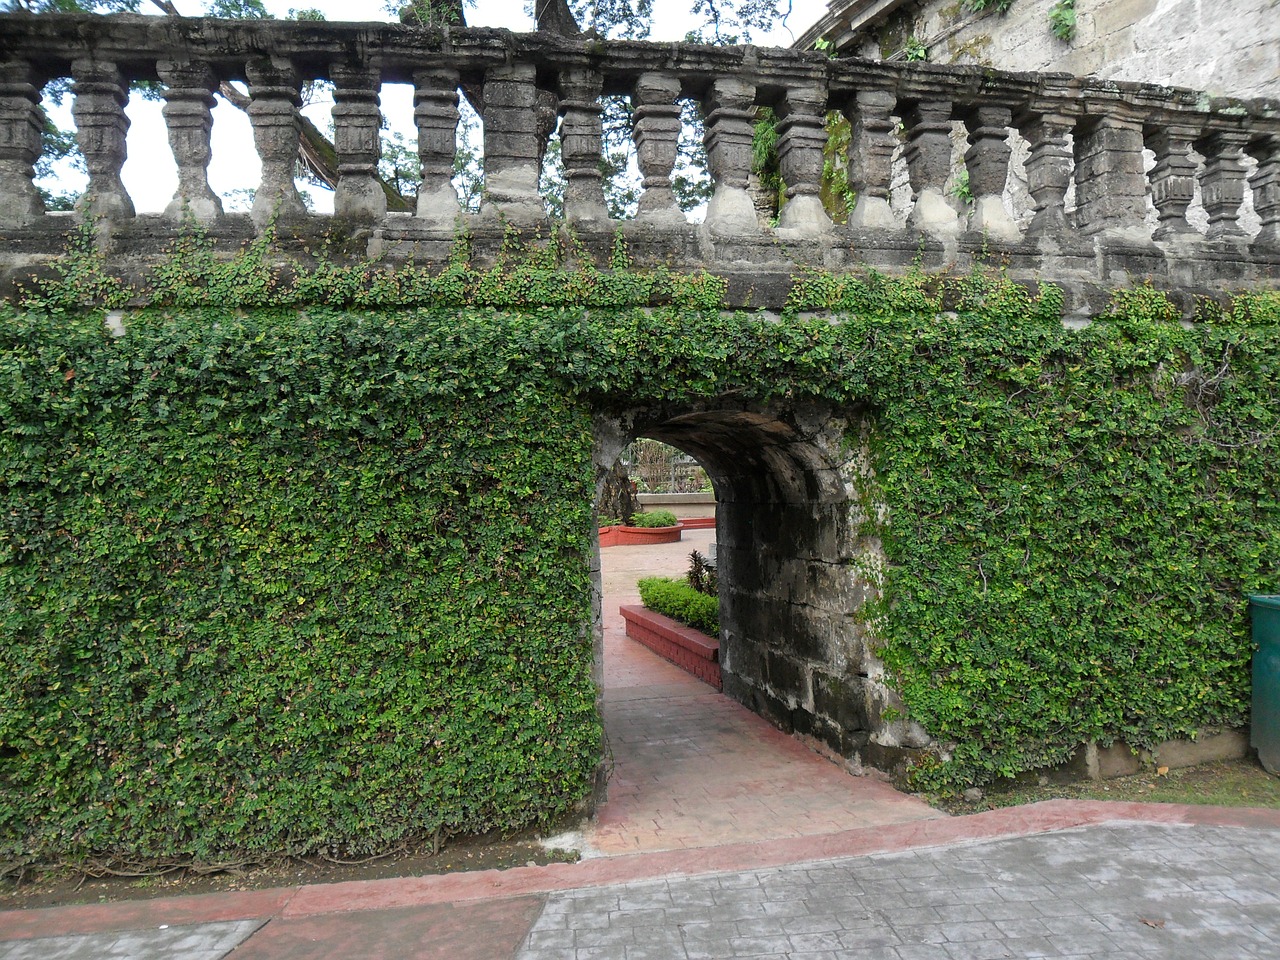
left=224, top=898, right=545, bottom=960
left=583, top=527, right=942, bottom=856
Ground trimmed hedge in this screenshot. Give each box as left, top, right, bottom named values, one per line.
left=866, top=287, right=1280, bottom=789
left=629, top=510, right=680, bottom=528
left=637, top=577, right=721, bottom=636
left=0, top=307, right=608, bottom=863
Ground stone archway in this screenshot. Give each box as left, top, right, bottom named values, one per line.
left=593, top=398, right=930, bottom=775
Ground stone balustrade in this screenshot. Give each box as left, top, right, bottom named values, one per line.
left=1, top=13, right=1278, bottom=309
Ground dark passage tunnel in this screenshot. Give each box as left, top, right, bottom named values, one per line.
left=593, top=398, right=930, bottom=774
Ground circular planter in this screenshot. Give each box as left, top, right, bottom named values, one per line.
left=598, top=522, right=684, bottom=547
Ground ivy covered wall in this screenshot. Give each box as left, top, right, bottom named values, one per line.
left=858, top=284, right=1280, bottom=788
left=0, top=307, right=606, bottom=864
left=1, top=256, right=1278, bottom=863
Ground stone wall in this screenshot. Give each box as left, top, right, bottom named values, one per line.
left=844, top=0, right=1280, bottom=100
left=800, top=1, right=1280, bottom=254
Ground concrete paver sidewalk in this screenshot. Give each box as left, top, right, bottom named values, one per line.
left=517, top=820, right=1280, bottom=959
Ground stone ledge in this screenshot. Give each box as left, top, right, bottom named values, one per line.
left=1052, top=727, right=1250, bottom=782
left=679, top=517, right=716, bottom=530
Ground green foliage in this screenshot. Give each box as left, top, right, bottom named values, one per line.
left=903, top=36, right=929, bottom=61
left=1049, top=0, right=1076, bottom=41
left=17, top=219, right=133, bottom=311
left=35, top=117, right=84, bottom=213
left=5, top=222, right=1279, bottom=851
left=819, top=111, right=857, bottom=225
left=391, top=0, right=461, bottom=25
left=949, top=169, right=974, bottom=205
left=629, top=510, right=679, bottom=528
left=3, top=1, right=140, bottom=12
left=751, top=107, right=784, bottom=220
left=962, top=0, right=1014, bottom=13
left=0, top=304, right=603, bottom=865
left=17, top=221, right=732, bottom=315
left=672, top=101, right=714, bottom=214
left=687, top=550, right=718, bottom=597
left=843, top=284, right=1280, bottom=793
left=638, top=577, right=720, bottom=636
left=0, top=231, right=880, bottom=866
left=204, top=0, right=269, bottom=18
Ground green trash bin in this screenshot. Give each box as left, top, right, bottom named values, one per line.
left=1252, top=595, right=1280, bottom=775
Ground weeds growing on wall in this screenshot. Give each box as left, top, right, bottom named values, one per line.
left=2, top=225, right=1279, bottom=868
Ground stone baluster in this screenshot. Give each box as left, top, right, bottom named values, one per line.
left=71, top=58, right=134, bottom=221
left=632, top=72, right=685, bottom=227
left=479, top=62, right=544, bottom=223
left=902, top=99, right=959, bottom=237
left=1196, top=129, right=1251, bottom=241
left=331, top=61, right=385, bottom=221
left=558, top=67, right=609, bottom=224
left=702, top=77, right=758, bottom=236
left=774, top=84, right=832, bottom=237
left=0, top=60, right=46, bottom=226
left=959, top=105, right=1018, bottom=241
left=1015, top=110, right=1074, bottom=238
left=245, top=58, right=306, bottom=227
left=157, top=60, right=222, bottom=223
left=1145, top=123, right=1200, bottom=241
left=1247, top=134, right=1280, bottom=250
left=413, top=69, right=460, bottom=226
left=1073, top=114, right=1149, bottom=239
left=844, top=88, right=897, bottom=231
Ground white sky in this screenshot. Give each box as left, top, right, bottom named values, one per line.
left=45, top=0, right=829, bottom=212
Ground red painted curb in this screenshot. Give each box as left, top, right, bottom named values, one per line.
left=6, top=800, right=1280, bottom=940
left=278, top=799, right=1280, bottom=915
left=680, top=517, right=716, bottom=530
left=0, top=887, right=295, bottom=942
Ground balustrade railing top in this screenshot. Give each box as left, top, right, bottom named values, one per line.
left=1, top=13, right=1277, bottom=308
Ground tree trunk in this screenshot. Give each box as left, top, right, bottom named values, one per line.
left=599, top=462, right=639, bottom=526
left=535, top=0, right=581, bottom=34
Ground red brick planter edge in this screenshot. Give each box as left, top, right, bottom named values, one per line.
left=619, top=604, right=721, bottom=689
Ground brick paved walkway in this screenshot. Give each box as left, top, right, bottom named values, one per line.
left=582, top=529, right=940, bottom=856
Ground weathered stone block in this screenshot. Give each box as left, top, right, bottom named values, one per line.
left=812, top=670, right=871, bottom=734
left=722, top=634, right=765, bottom=687
left=1155, top=728, right=1248, bottom=768
left=765, top=650, right=810, bottom=707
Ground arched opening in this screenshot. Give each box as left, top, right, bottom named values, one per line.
left=592, top=397, right=896, bottom=773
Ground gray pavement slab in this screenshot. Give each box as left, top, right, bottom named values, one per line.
left=0, top=920, right=262, bottom=960
left=513, top=822, right=1280, bottom=959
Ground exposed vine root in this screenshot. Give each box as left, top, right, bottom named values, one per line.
left=317, top=844, right=407, bottom=866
